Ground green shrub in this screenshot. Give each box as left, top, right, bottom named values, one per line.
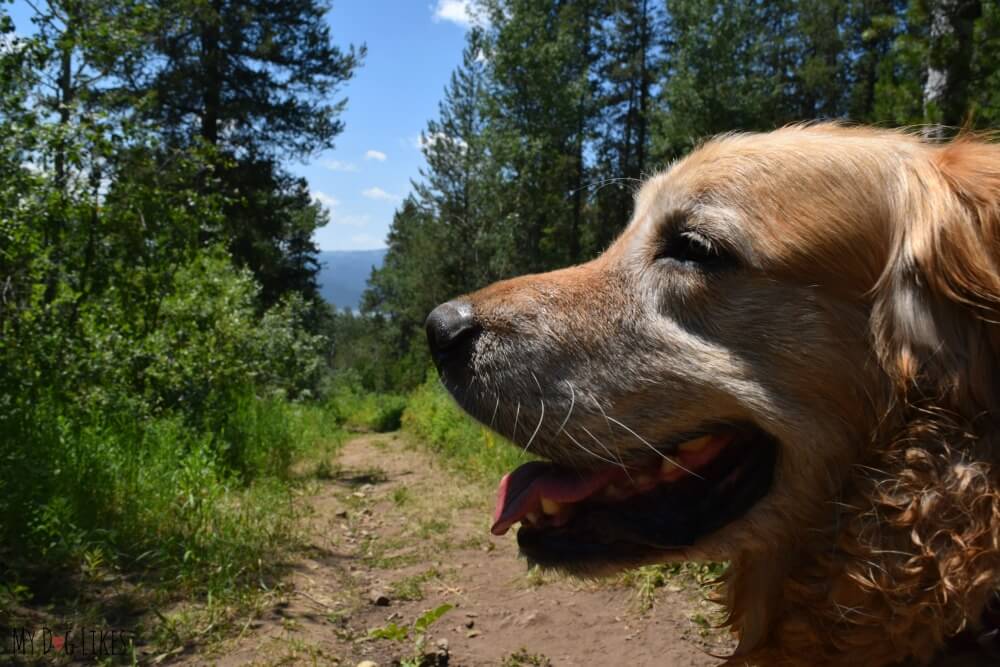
left=0, top=393, right=310, bottom=595
left=0, top=248, right=332, bottom=601
left=402, top=370, right=531, bottom=482
left=326, top=370, right=407, bottom=432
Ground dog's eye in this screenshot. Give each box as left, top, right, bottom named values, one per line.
left=657, top=230, right=732, bottom=268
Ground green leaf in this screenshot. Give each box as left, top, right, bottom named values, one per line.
left=413, top=603, right=453, bottom=635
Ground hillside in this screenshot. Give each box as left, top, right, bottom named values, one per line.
left=316, top=248, right=387, bottom=311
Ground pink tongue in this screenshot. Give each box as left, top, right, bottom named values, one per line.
left=491, top=462, right=618, bottom=536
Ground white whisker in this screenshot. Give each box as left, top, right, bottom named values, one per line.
left=555, top=382, right=576, bottom=437
left=565, top=429, right=622, bottom=467
left=489, top=392, right=500, bottom=429
left=580, top=424, right=629, bottom=474
left=524, top=372, right=546, bottom=452
left=593, top=395, right=614, bottom=436
left=513, top=401, right=521, bottom=442
left=585, top=391, right=630, bottom=472
left=605, top=415, right=703, bottom=480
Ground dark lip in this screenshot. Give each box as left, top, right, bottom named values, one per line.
left=514, top=425, right=778, bottom=571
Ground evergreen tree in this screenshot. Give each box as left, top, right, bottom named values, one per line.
left=118, top=0, right=364, bottom=304
left=481, top=0, right=601, bottom=272
left=653, top=0, right=795, bottom=159
left=843, top=0, right=906, bottom=122
left=413, top=31, right=514, bottom=293
left=363, top=35, right=514, bottom=385
left=592, top=0, right=664, bottom=250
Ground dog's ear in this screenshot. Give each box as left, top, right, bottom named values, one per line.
left=816, top=138, right=1000, bottom=663
left=871, top=136, right=1000, bottom=411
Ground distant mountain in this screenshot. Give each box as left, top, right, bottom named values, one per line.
left=316, top=249, right=387, bottom=311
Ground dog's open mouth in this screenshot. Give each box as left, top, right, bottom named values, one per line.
left=491, top=424, right=778, bottom=569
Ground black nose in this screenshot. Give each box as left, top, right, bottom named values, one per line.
left=425, top=300, right=478, bottom=359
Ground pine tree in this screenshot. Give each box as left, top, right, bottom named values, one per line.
left=481, top=0, right=601, bottom=272
left=413, top=31, right=513, bottom=293
left=654, top=0, right=796, bottom=159
left=592, top=0, right=664, bottom=251
left=118, top=0, right=364, bottom=304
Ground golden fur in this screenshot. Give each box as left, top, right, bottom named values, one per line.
left=440, top=124, right=1000, bottom=665
left=696, top=127, right=1000, bottom=665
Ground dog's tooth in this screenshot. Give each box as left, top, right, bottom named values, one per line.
left=661, top=458, right=686, bottom=481
left=603, top=484, right=627, bottom=500
left=541, top=497, right=561, bottom=515
left=679, top=435, right=712, bottom=453
left=634, top=473, right=655, bottom=488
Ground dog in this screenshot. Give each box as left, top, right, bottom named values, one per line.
left=425, top=124, right=1000, bottom=666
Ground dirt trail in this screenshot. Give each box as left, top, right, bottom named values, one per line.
left=181, top=433, right=730, bottom=666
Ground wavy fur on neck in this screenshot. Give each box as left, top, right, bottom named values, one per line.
left=725, top=131, right=1000, bottom=666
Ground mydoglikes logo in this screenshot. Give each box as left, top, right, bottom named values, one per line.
left=1, top=626, right=133, bottom=659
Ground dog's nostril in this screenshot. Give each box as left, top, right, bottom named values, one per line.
left=425, top=300, right=478, bottom=355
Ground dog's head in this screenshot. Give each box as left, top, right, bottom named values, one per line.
left=427, top=124, right=1000, bottom=663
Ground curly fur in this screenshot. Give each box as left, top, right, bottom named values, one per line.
left=726, top=131, right=1000, bottom=665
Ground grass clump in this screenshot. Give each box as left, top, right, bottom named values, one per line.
left=620, top=561, right=728, bottom=612
left=0, top=397, right=319, bottom=603
left=502, top=649, right=553, bottom=667
left=389, top=568, right=442, bottom=601
left=326, top=371, right=408, bottom=432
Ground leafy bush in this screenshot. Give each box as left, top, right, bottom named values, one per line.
left=0, top=248, right=329, bottom=599
left=0, top=394, right=305, bottom=596
left=402, top=370, right=532, bottom=482
left=326, top=370, right=407, bottom=432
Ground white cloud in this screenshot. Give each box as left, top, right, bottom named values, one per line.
left=313, top=191, right=340, bottom=209
left=313, top=192, right=369, bottom=226
left=415, top=131, right=468, bottom=154
left=313, top=227, right=385, bottom=251
left=432, top=0, right=477, bottom=27
left=362, top=187, right=400, bottom=202
left=350, top=233, right=387, bottom=248
left=364, top=149, right=387, bottom=162
left=319, top=159, right=358, bottom=172
left=334, top=213, right=372, bottom=228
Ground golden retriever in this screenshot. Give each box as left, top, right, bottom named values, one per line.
left=425, top=124, right=1000, bottom=666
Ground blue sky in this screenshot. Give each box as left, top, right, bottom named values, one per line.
left=6, top=0, right=476, bottom=251
left=293, top=1, right=474, bottom=251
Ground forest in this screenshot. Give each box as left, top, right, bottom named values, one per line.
left=350, top=0, right=1000, bottom=391
left=1, top=0, right=999, bottom=664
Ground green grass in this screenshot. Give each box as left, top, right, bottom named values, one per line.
left=401, top=372, right=533, bottom=483
left=502, top=649, right=553, bottom=666
left=619, top=561, right=728, bottom=612
left=389, top=568, right=442, bottom=601
left=326, top=375, right=407, bottom=432
left=392, top=486, right=412, bottom=506
left=0, top=392, right=347, bottom=649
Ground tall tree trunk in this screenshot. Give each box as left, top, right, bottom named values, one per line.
left=54, top=44, right=72, bottom=191
left=46, top=25, right=74, bottom=305
left=923, top=0, right=982, bottom=133
left=569, top=4, right=592, bottom=264
left=200, top=1, right=222, bottom=145
left=635, top=0, right=650, bottom=175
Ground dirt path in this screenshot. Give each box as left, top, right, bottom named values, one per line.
left=180, top=433, right=730, bottom=666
